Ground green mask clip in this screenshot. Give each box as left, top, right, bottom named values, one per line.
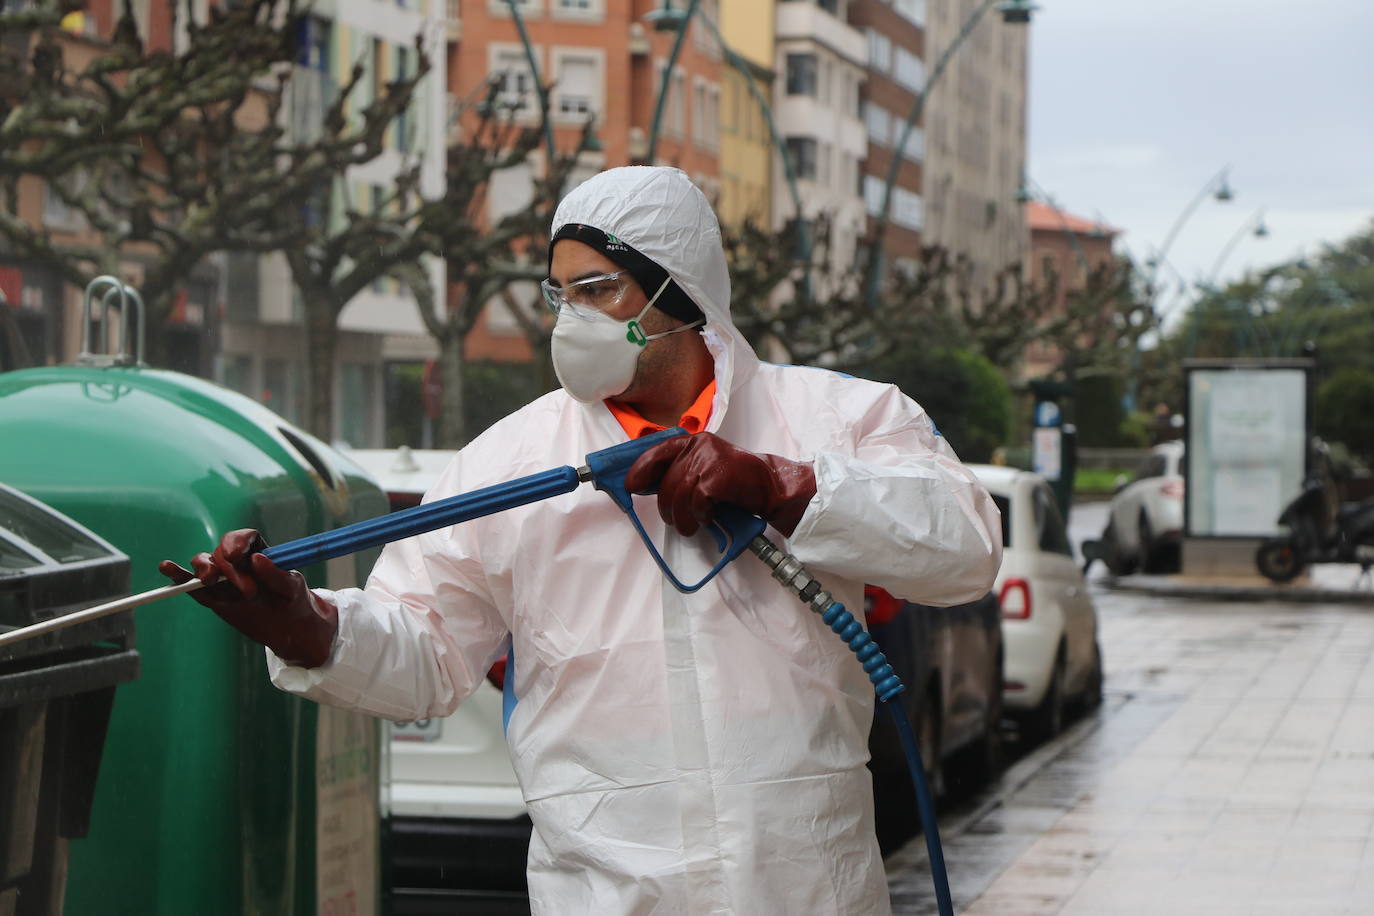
left=625, top=320, right=649, bottom=346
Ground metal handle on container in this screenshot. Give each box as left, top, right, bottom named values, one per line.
left=78, top=276, right=145, bottom=367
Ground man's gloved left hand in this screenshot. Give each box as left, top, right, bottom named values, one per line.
left=625, top=432, right=817, bottom=538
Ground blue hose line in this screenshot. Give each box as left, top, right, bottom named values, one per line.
left=888, top=696, right=955, bottom=916
left=819, top=602, right=905, bottom=702
left=818, top=601, right=953, bottom=916
left=264, top=465, right=583, bottom=571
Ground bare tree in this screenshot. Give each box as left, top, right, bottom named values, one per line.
left=0, top=0, right=419, bottom=370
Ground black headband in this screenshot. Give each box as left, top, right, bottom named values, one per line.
left=549, top=223, right=705, bottom=325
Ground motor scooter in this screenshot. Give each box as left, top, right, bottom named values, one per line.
left=1255, top=445, right=1374, bottom=585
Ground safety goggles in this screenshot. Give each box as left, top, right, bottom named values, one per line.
left=540, top=270, right=636, bottom=321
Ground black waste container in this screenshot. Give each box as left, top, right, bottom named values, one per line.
left=0, top=483, right=138, bottom=915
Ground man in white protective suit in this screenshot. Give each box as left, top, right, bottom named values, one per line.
left=162, top=166, right=1002, bottom=915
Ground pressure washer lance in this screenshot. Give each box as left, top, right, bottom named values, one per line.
left=0, top=426, right=724, bottom=650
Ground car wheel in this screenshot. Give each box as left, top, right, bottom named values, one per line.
left=1138, top=512, right=1158, bottom=573
left=1256, top=538, right=1305, bottom=583
left=1102, top=519, right=1137, bottom=576
left=1079, top=640, right=1104, bottom=712
left=1024, top=649, right=1065, bottom=744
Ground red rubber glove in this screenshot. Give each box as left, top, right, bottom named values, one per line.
left=159, top=528, right=339, bottom=668
left=625, top=432, right=817, bottom=538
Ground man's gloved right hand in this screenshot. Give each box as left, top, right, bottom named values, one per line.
left=159, top=528, right=338, bottom=669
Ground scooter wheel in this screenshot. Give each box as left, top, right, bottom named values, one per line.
left=1256, top=539, right=1305, bottom=583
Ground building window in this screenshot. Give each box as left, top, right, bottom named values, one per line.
left=222, top=355, right=254, bottom=398
left=892, top=186, right=924, bottom=231
left=1040, top=254, right=1056, bottom=281
left=785, top=136, right=818, bottom=180
left=893, top=0, right=925, bottom=26
left=842, top=70, right=860, bottom=116
left=707, top=84, right=720, bottom=150
left=692, top=80, right=706, bottom=145
left=893, top=47, right=925, bottom=94
left=863, top=175, right=884, bottom=216
left=297, top=16, right=332, bottom=71
left=490, top=44, right=539, bottom=118
left=866, top=29, right=891, bottom=73
left=553, top=0, right=603, bottom=19
left=394, top=43, right=414, bottom=152
left=864, top=102, right=890, bottom=146
left=339, top=362, right=378, bottom=448
left=899, top=125, right=924, bottom=162
left=554, top=53, right=599, bottom=120
left=42, top=171, right=87, bottom=230
left=490, top=0, right=542, bottom=17
left=785, top=53, right=817, bottom=96
left=656, top=62, right=687, bottom=137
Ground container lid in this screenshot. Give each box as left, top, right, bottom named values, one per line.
left=0, top=483, right=130, bottom=639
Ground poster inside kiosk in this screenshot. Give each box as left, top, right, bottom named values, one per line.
left=1186, top=365, right=1309, bottom=537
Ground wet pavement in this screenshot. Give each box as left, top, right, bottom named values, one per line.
left=885, top=586, right=1374, bottom=915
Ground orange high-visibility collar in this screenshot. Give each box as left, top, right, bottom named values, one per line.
left=605, top=379, right=716, bottom=439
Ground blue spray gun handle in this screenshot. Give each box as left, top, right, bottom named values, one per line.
left=585, top=427, right=768, bottom=594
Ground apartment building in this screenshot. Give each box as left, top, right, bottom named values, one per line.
left=921, top=0, right=1029, bottom=295
left=218, top=1, right=449, bottom=448
left=717, top=3, right=775, bottom=227
left=772, top=0, right=867, bottom=269
left=452, top=0, right=724, bottom=363
left=852, top=0, right=926, bottom=273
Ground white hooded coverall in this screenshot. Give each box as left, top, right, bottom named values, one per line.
left=269, top=167, right=1002, bottom=915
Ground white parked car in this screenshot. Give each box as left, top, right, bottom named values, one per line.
left=970, top=465, right=1103, bottom=742
left=1101, top=440, right=1185, bottom=574
left=346, top=446, right=534, bottom=905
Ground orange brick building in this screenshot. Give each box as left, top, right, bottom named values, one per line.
left=452, top=0, right=723, bottom=363
left=1023, top=200, right=1119, bottom=379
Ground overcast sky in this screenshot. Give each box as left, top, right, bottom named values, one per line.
left=1026, top=0, right=1374, bottom=325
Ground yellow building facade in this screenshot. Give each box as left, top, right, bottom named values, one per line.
left=717, top=2, right=775, bottom=228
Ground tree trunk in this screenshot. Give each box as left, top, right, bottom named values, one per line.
left=301, top=288, right=341, bottom=440
left=436, top=327, right=466, bottom=449
left=139, top=288, right=176, bottom=369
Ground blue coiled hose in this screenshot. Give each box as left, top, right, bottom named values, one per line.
left=749, top=537, right=955, bottom=916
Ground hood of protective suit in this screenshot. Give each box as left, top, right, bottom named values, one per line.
left=550, top=166, right=758, bottom=422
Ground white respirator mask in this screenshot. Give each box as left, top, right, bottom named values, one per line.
left=547, top=274, right=703, bottom=404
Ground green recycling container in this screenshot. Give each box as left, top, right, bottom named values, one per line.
left=0, top=364, right=390, bottom=915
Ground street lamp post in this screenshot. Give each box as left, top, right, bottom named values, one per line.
left=1143, top=165, right=1234, bottom=302
left=503, top=0, right=556, bottom=161
left=644, top=0, right=702, bottom=164
left=864, top=0, right=1037, bottom=307
left=1205, top=207, right=1269, bottom=291
left=1127, top=166, right=1236, bottom=410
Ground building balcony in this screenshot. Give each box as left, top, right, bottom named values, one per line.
left=776, top=1, right=866, bottom=67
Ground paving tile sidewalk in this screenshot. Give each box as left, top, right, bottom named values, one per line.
left=887, top=593, right=1374, bottom=915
